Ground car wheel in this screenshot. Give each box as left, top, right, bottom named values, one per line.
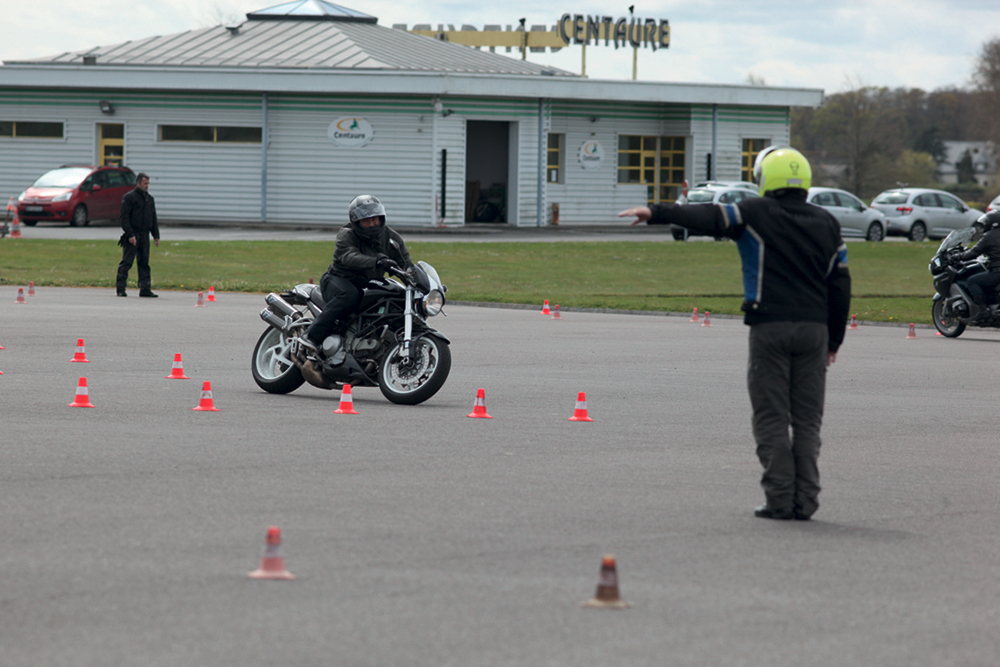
left=865, top=222, right=884, bottom=242
left=908, top=221, right=926, bottom=242
left=671, top=229, right=687, bottom=241
left=70, top=205, right=88, bottom=227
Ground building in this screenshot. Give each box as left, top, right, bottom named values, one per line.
left=939, top=141, right=997, bottom=188
left=0, top=0, right=823, bottom=226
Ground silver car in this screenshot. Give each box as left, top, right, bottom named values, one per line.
left=807, top=187, right=887, bottom=241
left=672, top=186, right=760, bottom=240
left=872, top=188, right=983, bottom=241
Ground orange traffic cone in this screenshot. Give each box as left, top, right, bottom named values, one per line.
left=334, top=384, right=359, bottom=414
left=568, top=391, right=594, bottom=422
left=935, top=329, right=944, bottom=337
left=689, top=307, right=699, bottom=323
left=581, top=554, right=631, bottom=609
left=195, top=291, right=206, bottom=307
left=248, top=526, right=296, bottom=580
left=848, top=314, right=858, bottom=330
left=701, top=311, right=713, bottom=327
left=14, top=288, right=26, bottom=304
left=9, top=209, right=22, bottom=238
left=68, top=377, right=95, bottom=408
left=206, top=286, right=217, bottom=302
left=540, top=299, right=551, bottom=315
left=551, top=304, right=563, bottom=320
left=165, top=353, right=191, bottom=379
left=192, top=381, right=221, bottom=411
left=27, top=281, right=36, bottom=297
left=70, top=338, right=90, bottom=363
left=906, top=323, right=917, bottom=339
left=466, top=388, right=493, bottom=419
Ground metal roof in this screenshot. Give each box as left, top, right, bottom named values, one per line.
left=247, top=1, right=377, bottom=23
left=6, top=15, right=574, bottom=76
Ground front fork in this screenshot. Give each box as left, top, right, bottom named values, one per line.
left=402, top=286, right=414, bottom=361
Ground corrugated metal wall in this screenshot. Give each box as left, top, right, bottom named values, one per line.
left=690, top=105, right=790, bottom=182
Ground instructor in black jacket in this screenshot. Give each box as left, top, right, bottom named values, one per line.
left=619, top=147, right=851, bottom=521
left=116, top=172, right=160, bottom=297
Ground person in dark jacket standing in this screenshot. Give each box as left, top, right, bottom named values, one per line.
left=619, top=147, right=851, bottom=521
left=116, top=172, right=160, bottom=297
left=956, top=210, right=1000, bottom=322
left=301, top=194, right=412, bottom=352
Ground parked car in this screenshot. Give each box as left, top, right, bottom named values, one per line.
left=672, top=186, right=760, bottom=240
left=691, top=180, right=758, bottom=192
left=987, top=194, right=1000, bottom=212
left=807, top=187, right=887, bottom=241
left=871, top=188, right=982, bottom=241
left=16, top=165, right=136, bottom=226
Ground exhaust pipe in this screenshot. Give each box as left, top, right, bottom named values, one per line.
left=265, top=293, right=298, bottom=318
left=260, top=308, right=289, bottom=332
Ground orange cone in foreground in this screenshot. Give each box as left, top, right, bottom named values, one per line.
left=192, top=381, right=221, bottom=411
left=195, top=291, right=206, bottom=307
left=540, top=299, right=551, bottom=315
left=14, top=288, right=26, bottom=304
left=248, top=526, right=296, bottom=580
left=334, top=384, right=359, bottom=414
left=165, top=353, right=191, bottom=379
left=551, top=304, right=563, bottom=320
left=848, top=314, right=858, bottom=330
left=568, top=391, right=594, bottom=422
left=906, top=323, right=917, bottom=339
left=701, top=311, right=713, bottom=327
left=581, top=554, right=631, bottom=609
left=689, top=307, right=699, bottom=323
left=68, top=377, right=95, bottom=408
left=206, top=286, right=217, bottom=302
left=466, top=388, right=493, bottom=419
left=70, top=338, right=90, bottom=363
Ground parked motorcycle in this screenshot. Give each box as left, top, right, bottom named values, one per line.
left=929, top=227, right=1000, bottom=337
left=252, top=261, right=451, bottom=404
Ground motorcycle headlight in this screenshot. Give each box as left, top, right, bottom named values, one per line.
left=423, top=289, right=445, bottom=316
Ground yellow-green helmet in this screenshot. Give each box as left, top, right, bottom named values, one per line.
left=752, top=146, right=812, bottom=196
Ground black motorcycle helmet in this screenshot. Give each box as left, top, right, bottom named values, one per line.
left=348, top=194, right=386, bottom=241
left=976, top=209, right=1000, bottom=232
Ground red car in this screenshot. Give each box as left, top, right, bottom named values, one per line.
left=16, top=165, right=136, bottom=226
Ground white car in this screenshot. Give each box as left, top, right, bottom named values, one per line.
left=987, top=194, right=1000, bottom=212
left=871, top=188, right=983, bottom=241
left=807, top=187, right=887, bottom=241
left=672, top=186, right=759, bottom=240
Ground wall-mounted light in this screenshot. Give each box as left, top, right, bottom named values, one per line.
left=99, top=100, right=115, bottom=115
left=442, top=109, right=455, bottom=117
left=589, top=116, right=600, bottom=123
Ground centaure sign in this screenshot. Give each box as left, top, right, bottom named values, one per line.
left=557, top=13, right=670, bottom=50
left=328, top=117, right=374, bottom=148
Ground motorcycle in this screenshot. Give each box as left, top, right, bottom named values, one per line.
left=929, top=227, right=1000, bottom=337
left=251, top=261, right=451, bottom=404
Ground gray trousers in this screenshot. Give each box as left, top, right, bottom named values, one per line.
left=747, top=321, right=828, bottom=518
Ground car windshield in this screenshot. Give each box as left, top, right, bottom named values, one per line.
left=873, top=192, right=909, bottom=205
left=32, top=167, right=92, bottom=188
left=686, top=190, right=716, bottom=203
left=938, top=227, right=976, bottom=253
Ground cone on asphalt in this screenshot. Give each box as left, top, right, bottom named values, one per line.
left=70, top=338, right=90, bottom=363
left=165, top=353, right=191, bottom=379
left=540, top=299, right=551, bottom=315
left=333, top=384, right=359, bottom=414
left=701, top=311, right=713, bottom=327
left=248, top=526, right=296, bottom=580
left=68, top=377, right=95, bottom=408
left=581, top=554, right=631, bottom=609
left=195, top=291, right=206, bottom=307
left=27, top=281, right=36, bottom=297
left=192, top=381, right=221, bottom=411
left=848, top=314, right=858, bottom=330
left=906, top=323, right=917, bottom=339
left=206, top=286, right=217, bottom=302
left=551, top=304, right=563, bottom=320
left=466, top=388, right=493, bottom=419
left=14, top=288, right=26, bottom=304
left=9, top=209, right=22, bottom=238
left=568, top=391, right=594, bottom=422
left=689, top=307, right=699, bottom=323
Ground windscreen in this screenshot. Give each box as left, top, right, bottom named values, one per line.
left=686, top=190, right=716, bottom=203
left=32, top=168, right=91, bottom=188
left=938, top=227, right=975, bottom=253
left=873, top=192, right=909, bottom=205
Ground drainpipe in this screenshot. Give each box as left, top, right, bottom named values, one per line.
left=537, top=99, right=545, bottom=227
left=711, top=104, right=718, bottom=181
left=261, top=92, right=269, bottom=222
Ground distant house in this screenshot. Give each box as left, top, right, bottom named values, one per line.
left=939, top=141, right=997, bottom=188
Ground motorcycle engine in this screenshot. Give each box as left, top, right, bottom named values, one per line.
left=320, top=334, right=347, bottom=368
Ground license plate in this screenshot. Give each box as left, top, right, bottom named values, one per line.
left=25, top=206, right=43, bottom=212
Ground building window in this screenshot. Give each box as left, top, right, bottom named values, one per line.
left=741, top=139, right=767, bottom=182
left=547, top=133, right=564, bottom=184
left=617, top=135, right=686, bottom=204
left=0, top=121, right=64, bottom=138
left=159, top=125, right=262, bottom=143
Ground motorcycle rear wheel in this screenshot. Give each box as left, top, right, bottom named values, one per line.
left=252, top=327, right=305, bottom=393
left=932, top=300, right=966, bottom=338
left=379, top=336, right=451, bottom=405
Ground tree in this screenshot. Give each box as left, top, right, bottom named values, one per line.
left=974, top=37, right=1000, bottom=145
left=896, top=151, right=939, bottom=188
left=956, top=150, right=976, bottom=183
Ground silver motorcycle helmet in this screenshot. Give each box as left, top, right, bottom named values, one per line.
left=348, top=194, right=386, bottom=240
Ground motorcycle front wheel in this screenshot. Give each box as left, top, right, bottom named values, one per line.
left=932, top=300, right=966, bottom=338
left=251, top=327, right=305, bottom=393
left=379, top=335, right=452, bottom=405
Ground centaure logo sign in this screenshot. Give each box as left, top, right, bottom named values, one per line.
left=578, top=140, right=604, bottom=169
left=328, top=117, right=374, bottom=148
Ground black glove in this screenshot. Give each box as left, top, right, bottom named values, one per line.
left=376, top=254, right=399, bottom=271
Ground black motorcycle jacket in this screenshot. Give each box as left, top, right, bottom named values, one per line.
left=647, top=192, right=852, bottom=352
left=327, top=223, right=412, bottom=283
left=119, top=187, right=159, bottom=239
left=958, top=227, right=1000, bottom=270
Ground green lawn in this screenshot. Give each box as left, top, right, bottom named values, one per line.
left=0, top=238, right=939, bottom=323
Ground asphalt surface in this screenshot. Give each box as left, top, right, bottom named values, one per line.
left=2, top=288, right=999, bottom=666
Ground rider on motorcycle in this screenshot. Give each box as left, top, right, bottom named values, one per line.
left=955, top=210, right=1000, bottom=322
left=301, top=195, right=412, bottom=351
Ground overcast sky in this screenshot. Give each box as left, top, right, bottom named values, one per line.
left=2, top=0, right=998, bottom=94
